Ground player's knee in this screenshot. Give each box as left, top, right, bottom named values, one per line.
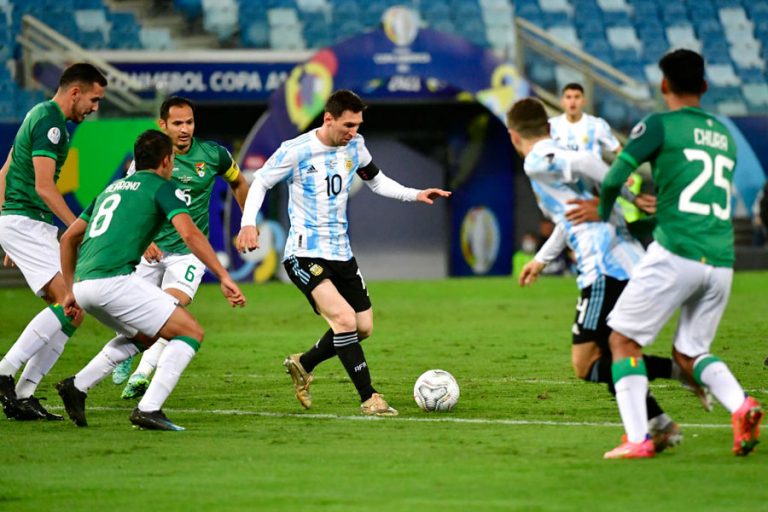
left=571, top=359, right=592, bottom=380
left=329, top=309, right=357, bottom=333
left=357, top=323, right=373, bottom=341
left=185, top=321, right=204, bottom=344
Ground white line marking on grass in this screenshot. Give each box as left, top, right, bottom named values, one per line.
left=77, top=406, right=732, bottom=429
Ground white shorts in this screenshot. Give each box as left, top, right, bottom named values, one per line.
left=607, top=242, right=733, bottom=357
left=134, top=253, right=205, bottom=301
left=74, top=274, right=179, bottom=339
left=0, top=215, right=61, bottom=296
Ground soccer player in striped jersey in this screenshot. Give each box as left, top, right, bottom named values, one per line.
left=549, top=83, right=621, bottom=158
left=0, top=63, right=107, bottom=421
left=508, top=97, right=686, bottom=452
left=237, top=89, right=450, bottom=416
left=111, top=97, right=249, bottom=400
left=600, top=50, right=763, bottom=459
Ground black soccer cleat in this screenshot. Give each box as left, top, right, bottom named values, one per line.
left=0, top=375, right=17, bottom=407
left=4, top=395, right=64, bottom=421
left=129, top=408, right=185, bottom=431
left=23, top=396, right=64, bottom=421
left=56, top=377, right=88, bottom=427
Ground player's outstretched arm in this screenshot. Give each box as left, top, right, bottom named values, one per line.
left=172, top=212, right=246, bottom=308
left=416, top=188, right=452, bottom=205
left=59, top=218, right=87, bottom=316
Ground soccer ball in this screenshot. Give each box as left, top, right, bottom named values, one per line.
left=413, top=369, right=460, bottom=412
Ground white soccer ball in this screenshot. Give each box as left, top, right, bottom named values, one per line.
left=413, top=369, right=460, bottom=412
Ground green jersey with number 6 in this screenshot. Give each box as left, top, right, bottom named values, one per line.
left=1, top=101, right=70, bottom=224
left=607, top=107, right=737, bottom=267
left=75, top=171, right=189, bottom=282
left=145, top=138, right=238, bottom=255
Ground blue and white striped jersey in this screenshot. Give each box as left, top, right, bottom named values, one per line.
left=525, top=139, right=644, bottom=289
left=549, top=112, right=620, bottom=158
left=256, top=128, right=373, bottom=261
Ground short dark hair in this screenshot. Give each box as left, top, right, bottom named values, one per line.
left=507, top=98, right=550, bottom=138
left=659, top=49, right=705, bottom=96
left=59, top=63, right=108, bottom=90
left=160, top=96, right=195, bottom=120
left=134, top=129, right=173, bottom=170
left=561, top=82, right=584, bottom=94
left=324, top=89, right=366, bottom=118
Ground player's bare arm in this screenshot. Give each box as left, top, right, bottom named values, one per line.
left=0, top=147, right=11, bottom=212
left=171, top=212, right=246, bottom=307
left=518, top=259, right=545, bottom=287
left=0, top=148, right=12, bottom=267
left=228, top=170, right=249, bottom=211
left=59, top=218, right=88, bottom=316
left=33, top=156, right=77, bottom=226
left=237, top=171, right=269, bottom=252
left=416, top=188, right=451, bottom=204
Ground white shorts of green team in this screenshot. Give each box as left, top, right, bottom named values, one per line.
left=134, top=253, right=205, bottom=301
left=607, top=241, right=733, bottom=357
left=74, top=274, right=179, bottom=339
left=0, top=215, right=61, bottom=296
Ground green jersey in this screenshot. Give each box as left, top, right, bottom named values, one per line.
left=1, top=100, right=70, bottom=224
left=145, top=138, right=237, bottom=254
left=600, top=107, right=737, bottom=267
left=75, top=171, right=189, bottom=282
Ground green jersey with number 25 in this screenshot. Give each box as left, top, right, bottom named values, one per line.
left=74, top=171, right=189, bottom=282
left=617, top=107, right=737, bottom=267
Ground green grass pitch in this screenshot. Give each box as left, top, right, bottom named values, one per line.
left=1, top=273, right=766, bottom=511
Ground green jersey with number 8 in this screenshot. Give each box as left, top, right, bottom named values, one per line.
left=606, top=107, right=737, bottom=267
left=74, top=171, right=189, bottom=281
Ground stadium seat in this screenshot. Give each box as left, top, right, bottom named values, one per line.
left=707, top=63, right=741, bottom=86
left=716, top=99, right=748, bottom=116
left=661, top=3, right=689, bottom=26
left=547, top=26, right=581, bottom=49
left=602, top=10, right=632, bottom=27
left=139, top=27, right=175, bottom=49
left=737, top=67, right=767, bottom=84
left=666, top=24, right=701, bottom=52
left=174, top=0, right=203, bottom=20
left=730, top=42, right=765, bottom=71
left=596, top=0, right=631, bottom=14
left=742, top=83, right=768, bottom=107
left=607, top=25, right=642, bottom=52
left=74, top=9, right=111, bottom=41
left=539, top=0, right=572, bottom=15
left=269, top=27, right=305, bottom=49
left=242, top=19, right=270, bottom=47
left=297, top=0, right=328, bottom=11
left=644, top=63, right=663, bottom=84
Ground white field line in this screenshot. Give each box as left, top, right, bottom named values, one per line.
left=64, top=405, right=733, bottom=429
left=245, top=374, right=768, bottom=395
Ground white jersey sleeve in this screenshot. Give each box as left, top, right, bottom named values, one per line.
left=240, top=144, right=298, bottom=227
left=363, top=170, right=420, bottom=202
left=595, top=117, right=621, bottom=153
left=534, top=222, right=566, bottom=263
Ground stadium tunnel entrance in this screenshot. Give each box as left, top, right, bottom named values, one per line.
left=228, top=10, right=532, bottom=281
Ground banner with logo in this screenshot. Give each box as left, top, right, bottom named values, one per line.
left=236, top=6, right=530, bottom=279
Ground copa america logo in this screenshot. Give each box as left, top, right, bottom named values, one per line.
left=382, top=6, right=420, bottom=47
